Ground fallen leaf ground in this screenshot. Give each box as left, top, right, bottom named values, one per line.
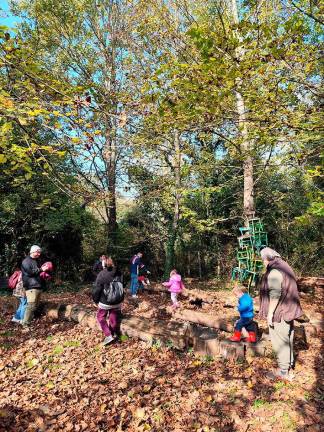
left=0, top=283, right=323, bottom=432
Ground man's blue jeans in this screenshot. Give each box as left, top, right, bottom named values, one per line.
left=130, top=273, right=139, bottom=295
left=14, top=297, right=27, bottom=321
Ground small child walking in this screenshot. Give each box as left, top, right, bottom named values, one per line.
left=162, top=269, right=185, bottom=309
left=230, top=285, right=256, bottom=343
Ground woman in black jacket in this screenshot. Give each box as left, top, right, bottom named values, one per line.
left=92, top=257, right=124, bottom=346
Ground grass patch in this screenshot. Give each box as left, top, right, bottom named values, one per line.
left=253, top=399, right=268, bottom=408
left=202, top=354, right=214, bottom=364
left=151, top=339, right=162, bottom=350
left=282, top=411, right=297, bottom=431
left=0, top=342, right=12, bottom=350
left=26, top=358, right=39, bottom=369
left=63, top=340, right=80, bottom=348
left=47, top=363, right=61, bottom=372
left=274, top=380, right=287, bottom=391
left=45, top=381, right=55, bottom=390
left=0, top=330, right=15, bottom=338
left=52, top=345, right=64, bottom=355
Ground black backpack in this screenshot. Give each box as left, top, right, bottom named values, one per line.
left=103, top=277, right=124, bottom=305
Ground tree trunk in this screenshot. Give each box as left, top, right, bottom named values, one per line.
left=107, top=143, right=118, bottom=243
left=103, top=120, right=118, bottom=245
left=174, top=309, right=234, bottom=332
left=231, top=0, right=255, bottom=222
left=103, top=31, right=118, bottom=245
left=164, top=129, right=181, bottom=278
left=198, top=250, right=202, bottom=279
left=235, top=90, right=255, bottom=221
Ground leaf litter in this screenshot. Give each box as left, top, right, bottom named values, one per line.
left=0, top=284, right=323, bottom=432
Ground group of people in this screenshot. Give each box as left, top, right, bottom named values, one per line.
left=91, top=247, right=302, bottom=382
left=90, top=252, right=185, bottom=345
left=11, top=244, right=303, bottom=381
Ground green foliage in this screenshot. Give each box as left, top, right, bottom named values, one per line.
left=253, top=399, right=268, bottom=408
left=0, top=27, right=74, bottom=183
left=0, top=0, right=321, bottom=281
left=52, top=345, right=64, bottom=355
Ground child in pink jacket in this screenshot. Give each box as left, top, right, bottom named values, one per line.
left=162, top=269, right=185, bottom=309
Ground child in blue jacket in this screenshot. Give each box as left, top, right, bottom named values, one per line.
left=230, top=285, right=256, bottom=343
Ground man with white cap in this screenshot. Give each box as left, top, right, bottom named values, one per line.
left=259, top=247, right=303, bottom=380
left=21, top=245, right=50, bottom=326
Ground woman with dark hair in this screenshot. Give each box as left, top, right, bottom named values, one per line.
left=259, top=247, right=303, bottom=380
left=92, top=257, right=124, bottom=346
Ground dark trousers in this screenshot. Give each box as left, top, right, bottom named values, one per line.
left=235, top=317, right=255, bottom=332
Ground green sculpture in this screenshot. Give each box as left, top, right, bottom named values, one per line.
left=231, top=218, right=268, bottom=291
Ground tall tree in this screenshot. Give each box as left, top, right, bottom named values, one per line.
left=12, top=0, right=143, bottom=243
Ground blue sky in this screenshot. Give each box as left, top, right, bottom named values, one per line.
left=0, top=0, right=20, bottom=28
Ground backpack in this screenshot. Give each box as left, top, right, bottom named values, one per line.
left=8, top=270, right=22, bottom=290
left=103, top=277, right=124, bottom=305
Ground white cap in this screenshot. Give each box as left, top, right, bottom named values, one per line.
left=30, top=245, right=42, bottom=254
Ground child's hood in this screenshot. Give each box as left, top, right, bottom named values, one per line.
left=171, top=274, right=182, bottom=282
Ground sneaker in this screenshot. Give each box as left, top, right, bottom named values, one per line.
left=131, top=294, right=138, bottom=298
left=11, top=317, right=21, bottom=323
left=103, top=335, right=115, bottom=346
left=266, top=368, right=294, bottom=381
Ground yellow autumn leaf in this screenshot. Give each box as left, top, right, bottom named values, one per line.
left=135, top=407, right=145, bottom=419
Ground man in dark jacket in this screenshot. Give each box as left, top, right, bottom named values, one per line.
left=93, top=258, right=123, bottom=346
left=259, top=247, right=303, bottom=381
left=21, top=245, right=50, bottom=326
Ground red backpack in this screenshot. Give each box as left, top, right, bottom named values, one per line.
left=8, top=270, right=22, bottom=290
